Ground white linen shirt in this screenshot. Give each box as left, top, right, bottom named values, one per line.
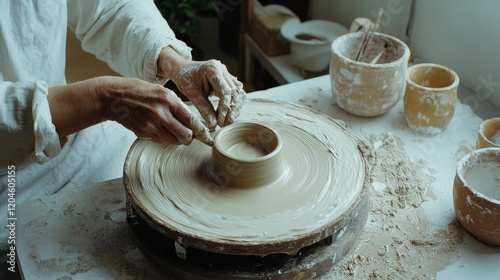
left=0, top=0, right=191, bottom=250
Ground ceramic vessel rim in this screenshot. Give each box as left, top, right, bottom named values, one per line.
left=456, top=147, right=500, bottom=204
left=478, top=117, right=500, bottom=148
left=213, top=122, right=282, bottom=163
left=281, top=18, right=348, bottom=46
left=330, top=31, right=410, bottom=68
left=407, top=63, right=460, bottom=92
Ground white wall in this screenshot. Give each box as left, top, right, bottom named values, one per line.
left=310, top=0, right=500, bottom=110
left=309, top=0, right=412, bottom=41
left=410, top=0, right=500, bottom=109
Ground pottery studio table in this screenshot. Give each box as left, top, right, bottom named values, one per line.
left=15, top=75, right=500, bottom=279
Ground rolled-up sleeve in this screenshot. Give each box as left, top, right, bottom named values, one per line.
left=0, top=81, right=62, bottom=170
left=66, top=0, right=192, bottom=84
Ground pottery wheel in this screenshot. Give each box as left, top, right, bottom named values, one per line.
left=124, top=99, right=369, bottom=257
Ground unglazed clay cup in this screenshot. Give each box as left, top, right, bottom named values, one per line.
left=476, top=118, right=500, bottom=149
left=212, top=122, right=283, bottom=188
left=404, top=63, right=459, bottom=135
left=330, top=32, right=410, bottom=117
left=453, top=148, right=500, bottom=246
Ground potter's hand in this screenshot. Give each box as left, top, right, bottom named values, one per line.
left=158, top=47, right=246, bottom=131
left=176, top=60, right=246, bottom=131
left=102, top=77, right=212, bottom=145
left=48, top=76, right=212, bottom=145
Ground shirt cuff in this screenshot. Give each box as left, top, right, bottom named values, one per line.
left=31, top=81, right=62, bottom=164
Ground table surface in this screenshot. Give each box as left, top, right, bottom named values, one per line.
left=17, top=75, right=500, bottom=279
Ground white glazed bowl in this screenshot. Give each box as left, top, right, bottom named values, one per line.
left=281, top=18, right=348, bottom=72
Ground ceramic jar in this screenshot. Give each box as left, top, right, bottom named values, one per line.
left=330, top=32, right=410, bottom=117
left=404, top=63, right=460, bottom=135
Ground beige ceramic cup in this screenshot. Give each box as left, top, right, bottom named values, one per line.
left=404, top=63, right=459, bottom=135
left=330, top=32, right=410, bottom=117
left=476, top=118, right=500, bottom=149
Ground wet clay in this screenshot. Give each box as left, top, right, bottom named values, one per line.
left=124, top=99, right=366, bottom=245
left=226, top=142, right=268, bottom=158
left=212, top=122, right=283, bottom=188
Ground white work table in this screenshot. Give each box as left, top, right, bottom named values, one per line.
left=16, top=75, right=500, bottom=279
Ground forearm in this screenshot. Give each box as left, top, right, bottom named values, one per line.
left=47, top=78, right=107, bottom=137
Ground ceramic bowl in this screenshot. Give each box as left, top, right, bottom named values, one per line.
left=453, top=148, right=500, bottom=246
left=281, top=18, right=348, bottom=72
left=476, top=117, right=500, bottom=149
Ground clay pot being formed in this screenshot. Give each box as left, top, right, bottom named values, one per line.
left=453, top=148, right=500, bottom=246
left=212, top=122, right=283, bottom=188
left=404, top=63, right=459, bottom=135
left=476, top=117, right=500, bottom=149
left=330, top=32, right=410, bottom=117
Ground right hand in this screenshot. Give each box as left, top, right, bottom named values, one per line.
left=101, top=77, right=208, bottom=145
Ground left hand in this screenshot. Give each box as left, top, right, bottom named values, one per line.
left=174, top=59, right=246, bottom=131
left=158, top=47, right=246, bottom=131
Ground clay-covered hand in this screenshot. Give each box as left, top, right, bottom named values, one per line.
left=157, top=47, right=246, bottom=131
left=103, top=77, right=211, bottom=145
left=173, top=59, right=246, bottom=131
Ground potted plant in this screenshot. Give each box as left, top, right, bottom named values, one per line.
left=154, top=0, right=216, bottom=59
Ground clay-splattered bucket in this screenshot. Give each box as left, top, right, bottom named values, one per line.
left=330, top=32, right=410, bottom=117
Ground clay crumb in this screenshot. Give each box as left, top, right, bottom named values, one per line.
left=327, top=132, right=464, bottom=279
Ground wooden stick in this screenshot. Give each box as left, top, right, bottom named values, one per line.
left=370, top=42, right=389, bottom=64
left=355, top=7, right=384, bottom=62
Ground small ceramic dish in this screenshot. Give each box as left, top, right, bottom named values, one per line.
left=476, top=117, right=500, bottom=149
left=453, top=147, right=500, bottom=246
left=281, top=18, right=348, bottom=72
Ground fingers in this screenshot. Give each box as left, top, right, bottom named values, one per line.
left=126, top=113, right=191, bottom=145
left=148, top=100, right=194, bottom=145
left=161, top=95, right=208, bottom=146
left=216, top=79, right=245, bottom=127
left=177, top=102, right=213, bottom=146
left=204, top=61, right=246, bottom=127
left=191, top=96, right=217, bottom=132
left=225, top=81, right=246, bottom=125
left=106, top=77, right=213, bottom=146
